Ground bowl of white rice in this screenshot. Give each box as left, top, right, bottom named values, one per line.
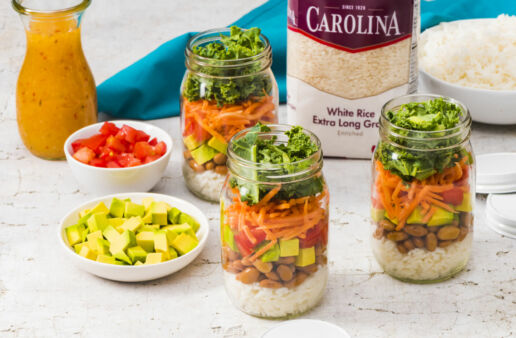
left=419, top=15, right=516, bottom=125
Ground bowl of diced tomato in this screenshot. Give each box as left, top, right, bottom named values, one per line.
left=64, top=121, right=172, bottom=195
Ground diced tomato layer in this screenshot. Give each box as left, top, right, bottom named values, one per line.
left=234, top=228, right=267, bottom=256
left=71, top=122, right=166, bottom=168
left=300, top=220, right=327, bottom=248
left=442, top=187, right=464, bottom=205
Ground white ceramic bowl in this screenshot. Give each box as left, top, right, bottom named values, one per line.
left=419, top=63, right=516, bottom=125
left=64, top=120, right=172, bottom=195
left=59, top=193, right=209, bottom=282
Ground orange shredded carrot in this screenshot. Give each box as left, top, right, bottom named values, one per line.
left=422, top=207, right=436, bottom=223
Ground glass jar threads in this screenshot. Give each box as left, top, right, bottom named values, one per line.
left=180, top=27, right=279, bottom=202
left=221, top=124, right=329, bottom=318
left=371, top=94, right=474, bottom=283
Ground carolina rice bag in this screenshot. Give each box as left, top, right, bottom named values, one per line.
left=287, top=0, right=419, bottom=158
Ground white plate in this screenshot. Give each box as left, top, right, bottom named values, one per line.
left=262, top=320, right=350, bottom=338
left=59, top=193, right=209, bottom=282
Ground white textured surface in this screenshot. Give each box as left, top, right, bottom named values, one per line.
left=0, top=1, right=515, bottom=337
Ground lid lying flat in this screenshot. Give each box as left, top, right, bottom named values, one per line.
left=262, top=320, right=350, bottom=338
left=477, top=182, right=516, bottom=194
left=477, top=153, right=516, bottom=186
left=486, top=194, right=516, bottom=239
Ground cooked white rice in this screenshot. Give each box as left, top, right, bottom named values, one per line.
left=182, top=162, right=226, bottom=202
left=371, top=233, right=473, bottom=281
left=224, top=266, right=328, bottom=318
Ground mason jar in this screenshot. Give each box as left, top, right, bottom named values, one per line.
left=221, top=125, right=329, bottom=318
left=180, top=28, right=279, bottom=202
left=371, top=94, right=475, bottom=283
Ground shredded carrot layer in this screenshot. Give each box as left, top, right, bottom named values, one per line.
left=183, top=94, right=277, bottom=143
left=374, top=157, right=470, bottom=230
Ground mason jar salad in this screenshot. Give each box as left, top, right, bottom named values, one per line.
left=371, top=95, right=475, bottom=283
left=221, top=124, right=329, bottom=318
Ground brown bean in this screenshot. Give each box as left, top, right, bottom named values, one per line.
left=236, top=267, right=260, bottom=284
left=403, top=239, right=415, bottom=251
left=183, top=150, right=192, bottom=160
left=253, top=260, right=273, bottom=274
left=276, top=264, right=294, bottom=281
left=259, top=279, right=283, bottom=289
left=189, top=160, right=205, bottom=173
left=278, top=256, right=296, bottom=264
left=222, top=246, right=238, bottom=263
left=451, top=218, right=459, bottom=227
left=396, top=243, right=408, bottom=254
left=295, top=272, right=308, bottom=286
left=457, top=226, right=469, bottom=241
left=265, top=271, right=280, bottom=281
left=460, top=212, right=474, bottom=228
left=205, top=161, right=215, bottom=170
left=379, top=219, right=396, bottom=231
left=315, top=244, right=324, bottom=256
left=297, top=264, right=318, bottom=275
left=215, top=165, right=228, bottom=175
left=413, top=237, right=425, bottom=248
left=428, top=226, right=440, bottom=233
left=387, top=231, right=408, bottom=242
left=438, top=240, right=453, bottom=248
left=426, top=233, right=437, bottom=251
left=225, top=260, right=244, bottom=274
left=241, top=256, right=253, bottom=266
left=373, top=227, right=384, bottom=239
left=213, top=153, right=227, bottom=165
left=316, top=255, right=328, bottom=266
left=404, top=225, right=428, bottom=237
left=437, top=226, right=460, bottom=241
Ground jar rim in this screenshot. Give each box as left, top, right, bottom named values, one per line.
left=227, top=124, right=323, bottom=182
left=12, top=0, right=91, bottom=16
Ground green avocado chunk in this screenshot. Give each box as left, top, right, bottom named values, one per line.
left=65, top=224, right=85, bottom=246
left=178, top=213, right=200, bottom=232
left=124, top=202, right=145, bottom=218
left=260, top=242, right=280, bottom=262
left=456, top=192, right=472, bottom=212
left=190, top=144, right=216, bottom=164
left=279, top=238, right=299, bottom=257
left=295, top=247, right=315, bottom=267
left=222, top=225, right=237, bottom=251
left=370, top=207, right=385, bottom=223
left=171, top=233, right=199, bottom=255
left=109, top=198, right=126, bottom=218
left=167, top=207, right=182, bottom=224
left=184, top=134, right=203, bottom=151
left=87, top=213, right=109, bottom=233
left=150, top=202, right=168, bottom=225
left=428, top=206, right=455, bottom=226
left=207, top=136, right=227, bottom=155
left=127, top=246, right=148, bottom=263
left=406, top=207, right=425, bottom=224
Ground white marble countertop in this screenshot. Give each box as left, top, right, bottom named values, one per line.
left=0, top=1, right=515, bottom=337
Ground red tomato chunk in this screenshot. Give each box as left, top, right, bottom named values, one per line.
left=71, top=122, right=167, bottom=168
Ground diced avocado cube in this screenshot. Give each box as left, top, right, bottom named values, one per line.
left=371, top=207, right=385, bottom=223
left=79, top=246, right=97, bottom=261
left=178, top=213, right=200, bottom=232
left=127, top=246, right=148, bottom=263
left=162, top=228, right=178, bottom=244
left=86, top=230, right=103, bottom=252
left=171, top=233, right=199, bottom=255
left=428, top=206, right=455, bottom=226
left=96, top=238, right=110, bottom=255
left=190, top=144, right=216, bottom=165
left=154, top=231, right=169, bottom=253
left=150, top=202, right=168, bottom=225
left=169, top=247, right=178, bottom=259
left=90, top=202, right=109, bottom=215
left=145, top=252, right=164, bottom=265
left=222, top=225, right=237, bottom=251
left=122, top=230, right=137, bottom=248
left=120, top=217, right=143, bottom=232
left=136, top=231, right=155, bottom=252
left=73, top=242, right=87, bottom=254
left=279, top=238, right=299, bottom=257
left=112, top=250, right=132, bottom=265
left=167, top=207, right=181, bottom=224
left=124, top=202, right=145, bottom=218
left=87, top=213, right=109, bottom=233
left=295, top=247, right=316, bottom=267
left=142, top=211, right=153, bottom=224
left=407, top=207, right=425, bottom=224
left=134, top=261, right=144, bottom=266
left=103, top=225, right=120, bottom=244
left=79, top=208, right=91, bottom=218
left=207, top=136, right=227, bottom=155
left=261, top=242, right=280, bottom=262
left=456, top=192, right=472, bottom=212
left=65, top=224, right=85, bottom=246
left=183, top=134, right=203, bottom=151
left=142, top=197, right=155, bottom=211
left=108, top=218, right=126, bottom=228
left=109, top=198, right=126, bottom=218
left=163, top=223, right=195, bottom=237
left=96, top=254, right=118, bottom=264
left=138, top=225, right=160, bottom=233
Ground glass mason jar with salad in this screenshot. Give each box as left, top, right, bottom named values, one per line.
left=180, top=26, right=279, bottom=202
left=371, top=94, right=475, bottom=283
left=221, top=124, right=329, bottom=318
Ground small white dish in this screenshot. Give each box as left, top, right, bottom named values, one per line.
left=486, top=194, right=516, bottom=239
left=64, top=120, right=172, bottom=195
left=59, top=193, right=209, bottom=282
left=419, top=68, right=516, bottom=125
left=262, top=319, right=350, bottom=338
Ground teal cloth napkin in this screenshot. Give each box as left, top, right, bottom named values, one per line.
left=97, top=0, right=516, bottom=120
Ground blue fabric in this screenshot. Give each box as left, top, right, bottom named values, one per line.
left=97, top=0, right=515, bottom=120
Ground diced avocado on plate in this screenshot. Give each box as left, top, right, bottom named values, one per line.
left=65, top=197, right=201, bottom=266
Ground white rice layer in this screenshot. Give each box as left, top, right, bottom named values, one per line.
left=371, top=233, right=473, bottom=282
left=224, top=266, right=328, bottom=318
left=183, top=162, right=226, bottom=202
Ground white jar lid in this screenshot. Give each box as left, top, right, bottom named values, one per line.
left=477, top=153, right=516, bottom=193
left=485, top=193, right=516, bottom=239
left=262, top=320, right=350, bottom=338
